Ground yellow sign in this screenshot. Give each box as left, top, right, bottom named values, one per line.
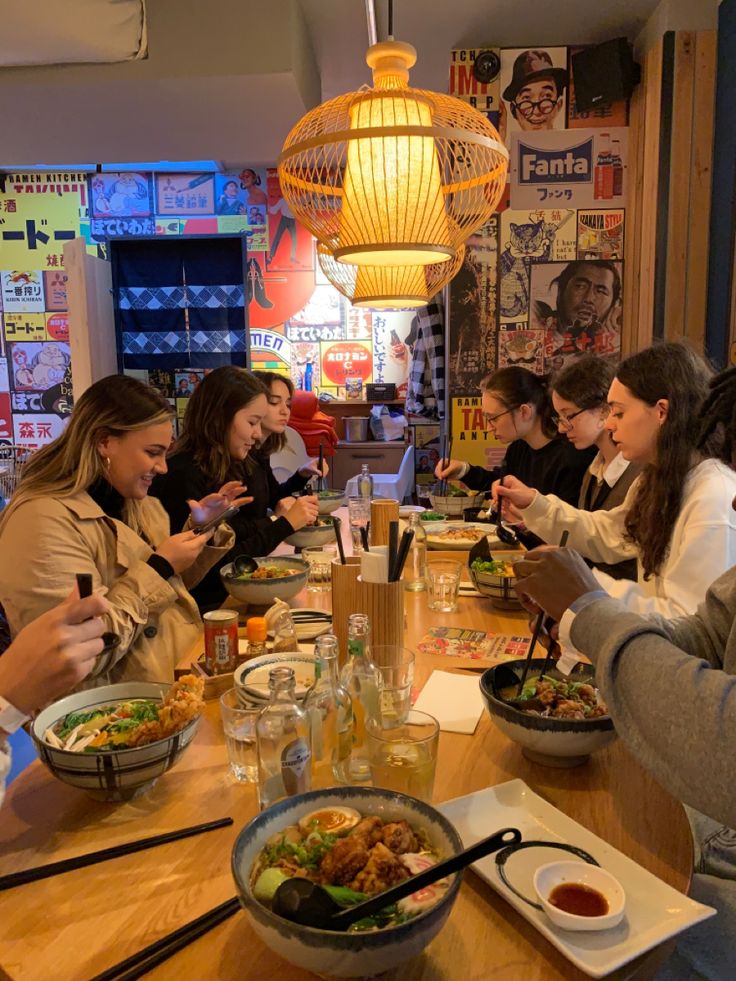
left=451, top=396, right=506, bottom=470
left=3, top=313, right=48, bottom=342
left=0, top=179, right=85, bottom=269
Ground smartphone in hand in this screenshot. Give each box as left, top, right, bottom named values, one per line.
left=193, top=504, right=242, bottom=536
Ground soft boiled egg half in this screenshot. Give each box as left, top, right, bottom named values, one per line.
left=297, top=806, right=361, bottom=835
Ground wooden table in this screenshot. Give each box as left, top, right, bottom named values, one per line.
left=0, top=545, right=694, bottom=981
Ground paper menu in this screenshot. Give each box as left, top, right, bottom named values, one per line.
left=413, top=670, right=485, bottom=734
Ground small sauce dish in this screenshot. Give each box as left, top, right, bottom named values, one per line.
left=534, top=861, right=626, bottom=932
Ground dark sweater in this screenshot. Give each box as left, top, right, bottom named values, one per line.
left=150, top=449, right=310, bottom=610
left=463, top=437, right=596, bottom=549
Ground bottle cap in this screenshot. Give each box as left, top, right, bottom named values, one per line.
left=247, top=616, right=268, bottom=642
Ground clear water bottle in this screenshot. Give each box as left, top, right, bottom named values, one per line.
left=304, top=634, right=353, bottom=787
left=404, top=511, right=427, bottom=591
left=256, top=667, right=312, bottom=809
left=340, top=614, right=382, bottom=781
left=357, top=464, right=374, bottom=500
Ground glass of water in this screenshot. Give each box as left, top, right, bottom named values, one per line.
left=370, top=646, right=415, bottom=726
left=426, top=560, right=462, bottom=612
left=219, top=688, right=260, bottom=783
left=366, top=710, right=439, bottom=803
left=302, top=544, right=337, bottom=592
left=348, top=496, right=371, bottom=554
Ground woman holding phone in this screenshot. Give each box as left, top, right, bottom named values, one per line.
left=152, top=367, right=320, bottom=610
left=0, top=375, right=242, bottom=686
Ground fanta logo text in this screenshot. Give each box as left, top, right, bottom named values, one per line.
left=519, top=140, right=593, bottom=184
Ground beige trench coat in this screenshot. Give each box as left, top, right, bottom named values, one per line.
left=0, top=491, right=234, bottom=686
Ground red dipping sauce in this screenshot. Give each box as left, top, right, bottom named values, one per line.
left=549, top=882, right=609, bottom=917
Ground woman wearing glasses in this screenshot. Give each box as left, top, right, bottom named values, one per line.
left=497, top=343, right=736, bottom=622
left=435, top=365, right=594, bottom=546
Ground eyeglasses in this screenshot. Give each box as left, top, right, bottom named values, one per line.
left=551, top=407, right=588, bottom=431
left=513, top=98, right=557, bottom=118
left=482, top=408, right=515, bottom=427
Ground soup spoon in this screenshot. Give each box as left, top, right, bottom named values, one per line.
left=232, top=554, right=258, bottom=576
left=271, top=826, right=521, bottom=930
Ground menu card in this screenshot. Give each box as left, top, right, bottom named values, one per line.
left=416, top=626, right=530, bottom=666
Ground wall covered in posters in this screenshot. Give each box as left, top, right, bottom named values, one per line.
left=448, top=41, right=629, bottom=452
left=0, top=167, right=412, bottom=449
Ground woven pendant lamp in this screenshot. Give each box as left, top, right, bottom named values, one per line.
left=278, top=38, right=508, bottom=269
left=317, top=242, right=464, bottom=309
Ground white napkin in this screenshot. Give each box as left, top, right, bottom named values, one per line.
left=413, top=670, right=485, bottom=734
left=360, top=545, right=390, bottom=583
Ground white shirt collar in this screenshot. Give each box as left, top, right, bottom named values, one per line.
left=588, top=450, right=630, bottom=487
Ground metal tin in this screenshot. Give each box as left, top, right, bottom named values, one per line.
left=203, top=609, right=239, bottom=675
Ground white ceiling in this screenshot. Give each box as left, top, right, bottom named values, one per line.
left=0, top=0, right=683, bottom=168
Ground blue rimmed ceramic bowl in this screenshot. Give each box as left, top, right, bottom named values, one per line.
left=480, top=660, right=616, bottom=768
left=231, top=786, right=464, bottom=978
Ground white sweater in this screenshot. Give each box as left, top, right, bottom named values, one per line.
left=522, top=458, right=736, bottom=619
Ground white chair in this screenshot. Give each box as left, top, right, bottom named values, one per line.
left=344, top=444, right=415, bottom=503
left=270, top=426, right=310, bottom=483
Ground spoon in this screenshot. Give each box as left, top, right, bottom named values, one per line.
left=232, top=554, right=258, bottom=576
left=271, top=826, right=521, bottom=930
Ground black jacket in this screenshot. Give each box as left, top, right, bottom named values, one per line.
left=150, top=449, right=310, bottom=610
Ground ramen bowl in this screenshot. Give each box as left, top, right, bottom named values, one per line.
left=220, top=556, right=309, bottom=604
left=284, top=516, right=337, bottom=549
left=31, top=682, right=200, bottom=802
left=232, top=786, right=464, bottom=978
left=480, top=660, right=616, bottom=768
left=429, top=484, right=485, bottom=517
left=317, top=490, right=347, bottom=515
left=469, top=554, right=525, bottom=610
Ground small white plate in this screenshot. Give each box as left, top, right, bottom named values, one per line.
left=267, top=608, right=332, bottom=642
left=399, top=505, right=426, bottom=518
left=439, top=780, right=715, bottom=978
left=234, top=652, right=316, bottom=702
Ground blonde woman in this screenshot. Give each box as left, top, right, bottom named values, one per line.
left=0, top=374, right=247, bottom=686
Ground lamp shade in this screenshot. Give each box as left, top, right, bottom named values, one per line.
left=279, top=39, right=508, bottom=269
left=317, top=243, right=464, bottom=309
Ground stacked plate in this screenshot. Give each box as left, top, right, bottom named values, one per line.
left=234, top=652, right=317, bottom=705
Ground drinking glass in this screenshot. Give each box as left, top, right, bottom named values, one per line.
left=366, top=709, right=440, bottom=802
left=219, top=688, right=260, bottom=783
left=426, top=560, right=462, bottom=612
left=370, top=645, right=415, bottom=726
left=302, top=544, right=337, bottom=592
left=348, top=496, right=371, bottom=554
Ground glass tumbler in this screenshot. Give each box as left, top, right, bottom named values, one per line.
left=426, top=560, right=462, bottom=613
left=219, top=688, right=260, bottom=783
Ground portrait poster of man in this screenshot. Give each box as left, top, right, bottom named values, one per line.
left=529, top=259, right=623, bottom=371
left=499, top=47, right=568, bottom=140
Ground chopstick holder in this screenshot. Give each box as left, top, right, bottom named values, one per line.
left=355, top=576, right=405, bottom=649
left=330, top=556, right=361, bottom=665
left=370, top=499, right=399, bottom=547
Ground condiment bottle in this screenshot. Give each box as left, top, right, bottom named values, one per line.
left=203, top=609, right=238, bottom=675
left=357, top=464, right=374, bottom=500
left=256, top=667, right=312, bottom=809
left=271, top=609, right=299, bottom=653
left=403, top=511, right=427, bottom=591
left=339, top=613, right=382, bottom=781
left=304, top=634, right=353, bottom=787
left=245, top=617, right=268, bottom=660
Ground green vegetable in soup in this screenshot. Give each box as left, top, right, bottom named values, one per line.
left=419, top=511, right=446, bottom=521
left=253, top=868, right=291, bottom=902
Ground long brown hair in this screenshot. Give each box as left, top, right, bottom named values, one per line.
left=174, top=366, right=268, bottom=483
left=0, top=374, right=173, bottom=536
left=621, top=343, right=712, bottom=578
left=253, top=370, right=295, bottom=455
left=479, top=366, right=557, bottom=439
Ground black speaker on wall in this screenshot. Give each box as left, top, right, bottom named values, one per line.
left=571, top=38, right=641, bottom=110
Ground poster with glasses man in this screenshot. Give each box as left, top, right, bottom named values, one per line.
left=499, top=47, right=568, bottom=140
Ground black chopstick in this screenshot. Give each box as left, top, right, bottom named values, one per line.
left=318, top=441, right=324, bottom=492
left=89, top=896, right=241, bottom=981
left=517, top=529, right=571, bottom=694
left=332, top=515, right=346, bottom=564
left=391, top=528, right=414, bottom=582
left=360, top=525, right=370, bottom=552
left=0, top=818, right=234, bottom=891
left=439, top=434, right=448, bottom=496
left=388, top=519, right=399, bottom=582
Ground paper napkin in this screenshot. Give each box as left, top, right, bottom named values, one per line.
left=413, top=669, right=485, bottom=734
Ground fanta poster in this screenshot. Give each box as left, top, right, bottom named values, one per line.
left=509, top=127, right=628, bottom=210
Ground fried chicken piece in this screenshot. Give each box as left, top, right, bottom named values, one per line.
left=350, top=842, right=409, bottom=895
left=536, top=680, right=557, bottom=706
left=577, top=684, right=597, bottom=706
left=351, top=816, right=384, bottom=847
left=552, top=699, right=586, bottom=720
left=381, top=820, right=419, bottom=855
left=319, top=835, right=371, bottom=886
left=128, top=674, right=204, bottom=747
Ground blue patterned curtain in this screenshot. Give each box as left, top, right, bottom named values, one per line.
left=113, top=237, right=248, bottom=370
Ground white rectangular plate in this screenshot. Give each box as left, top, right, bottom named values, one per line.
left=439, top=780, right=715, bottom=978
